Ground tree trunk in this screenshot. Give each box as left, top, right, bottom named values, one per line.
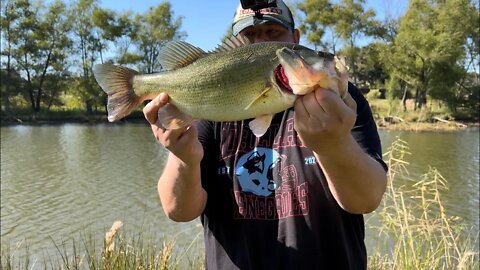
left=86, top=99, right=93, bottom=115
left=4, top=57, right=12, bottom=114
left=35, top=48, right=54, bottom=113
left=414, top=87, right=419, bottom=111
left=401, top=84, right=408, bottom=112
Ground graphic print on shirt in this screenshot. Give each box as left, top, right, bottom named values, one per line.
left=235, top=148, right=280, bottom=197
left=233, top=147, right=309, bottom=220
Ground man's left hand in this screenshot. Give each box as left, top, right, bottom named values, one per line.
left=293, top=87, right=357, bottom=153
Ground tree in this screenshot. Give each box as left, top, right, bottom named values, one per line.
left=110, top=11, right=143, bottom=66
left=330, top=0, right=379, bottom=84
left=1, top=0, right=22, bottom=113
left=3, top=0, right=71, bottom=114
left=132, top=2, right=185, bottom=73
left=355, top=43, right=389, bottom=89
left=297, top=0, right=334, bottom=51
left=31, top=0, right=72, bottom=112
left=70, top=0, right=105, bottom=114
left=91, top=7, right=138, bottom=64
left=384, top=0, right=478, bottom=111
left=296, top=0, right=379, bottom=84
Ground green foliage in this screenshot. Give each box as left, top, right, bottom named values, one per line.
left=297, top=0, right=380, bottom=84
left=355, top=43, right=389, bottom=88
left=1, top=0, right=478, bottom=121
left=297, top=0, right=333, bottom=50
left=0, top=0, right=72, bottom=113
left=133, top=2, right=186, bottom=73
left=382, top=0, right=479, bottom=111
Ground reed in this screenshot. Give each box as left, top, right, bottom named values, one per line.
left=1, top=222, right=204, bottom=270
left=366, top=137, right=479, bottom=269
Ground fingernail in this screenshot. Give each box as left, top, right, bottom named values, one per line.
left=157, top=93, right=168, bottom=104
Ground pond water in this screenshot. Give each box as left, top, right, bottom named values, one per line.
left=1, top=124, right=478, bottom=267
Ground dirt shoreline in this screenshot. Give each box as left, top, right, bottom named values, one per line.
left=377, top=120, right=479, bottom=132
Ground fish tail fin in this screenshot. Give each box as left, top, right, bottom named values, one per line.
left=93, top=64, right=142, bottom=122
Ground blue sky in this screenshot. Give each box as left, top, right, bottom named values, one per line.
left=99, top=0, right=409, bottom=51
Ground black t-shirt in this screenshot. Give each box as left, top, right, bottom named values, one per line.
left=196, top=84, right=387, bottom=270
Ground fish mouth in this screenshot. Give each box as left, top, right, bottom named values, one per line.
left=274, top=65, right=294, bottom=94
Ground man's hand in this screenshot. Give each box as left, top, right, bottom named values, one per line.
left=143, top=93, right=204, bottom=166
left=293, top=87, right=386, bottom=214
left=293, top=87, right=357, bottom=153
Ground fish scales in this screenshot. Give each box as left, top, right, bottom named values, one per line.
left=133, top=42, right=294, bottom=121
left=93, top=38, right=347, bottom=136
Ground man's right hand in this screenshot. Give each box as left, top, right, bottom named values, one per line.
left=143, top=93, right=204, bottom=166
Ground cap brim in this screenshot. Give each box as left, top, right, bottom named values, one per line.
left=232, top=16, right=291, bottom=36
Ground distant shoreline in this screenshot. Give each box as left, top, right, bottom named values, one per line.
left=376, top=119, right=479, bottom=132
left=1, top=115, right=478, bottom=132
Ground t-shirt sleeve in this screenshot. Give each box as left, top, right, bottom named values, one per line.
left=348, top=83, right=388, bottom=172
left=196, top=120, right=220, bottom=190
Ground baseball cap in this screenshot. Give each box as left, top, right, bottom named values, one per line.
left=232, top=0, right=295, bottom=36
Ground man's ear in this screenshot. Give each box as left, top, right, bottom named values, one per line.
left=293, top=29, right=300, bottom=44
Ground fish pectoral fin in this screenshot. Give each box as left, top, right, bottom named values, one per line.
left=249, top=115, right=273, bottom=138
left=244, top=86, right=272, bottom=111
left=335, top=56, right=349, bottom=99
left=158, top=41, right=207, bottom=70
left=157, top=103, right=195, bottom=129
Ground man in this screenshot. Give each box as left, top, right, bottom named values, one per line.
left=143, top=1, right=388, bottom=269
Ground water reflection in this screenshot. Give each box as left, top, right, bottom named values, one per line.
left=1, top=124, right=196, bottom=265
left=1, top=124, right=478, bottom=266
left=379, top=130, right=480, bottom=230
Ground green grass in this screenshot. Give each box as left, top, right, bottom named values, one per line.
left=2, top=138, right=478, bottom=269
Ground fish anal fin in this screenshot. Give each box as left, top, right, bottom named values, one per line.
left=249, top=115, right=273, bottom=137
left=159, top=41, right=207, bottom=70
left=158, top=103, right=195, bottom=129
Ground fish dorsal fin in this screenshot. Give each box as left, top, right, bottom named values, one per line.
left=212, top=35, right=251, bottom=53
left=158, top=41, right=207, bottom=70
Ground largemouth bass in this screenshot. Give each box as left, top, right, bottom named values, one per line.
left=93, top=36, right=348, bottom=137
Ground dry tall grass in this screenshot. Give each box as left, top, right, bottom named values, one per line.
left=367, top=137, right=479, bottom=269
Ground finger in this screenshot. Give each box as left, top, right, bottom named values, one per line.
left=294, top=96, right=309, bottom=119
left=157, top=128, right=187, bottom=149
left=313, top=88, right=346, bottom=114
left=342, top=92, right=357, bottom=112
left=177, top=125, right=198, bottom=145
left=143, top=93, right=169, bottom=125
left=304, top=90, right=326, bottom=115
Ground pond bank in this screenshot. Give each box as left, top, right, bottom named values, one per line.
left=377, top=119, right=479, bottom=132
left=1, top=111, right=478, bottom=131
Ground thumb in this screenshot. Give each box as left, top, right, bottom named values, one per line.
left=143, top=92, right=169, bottom=124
